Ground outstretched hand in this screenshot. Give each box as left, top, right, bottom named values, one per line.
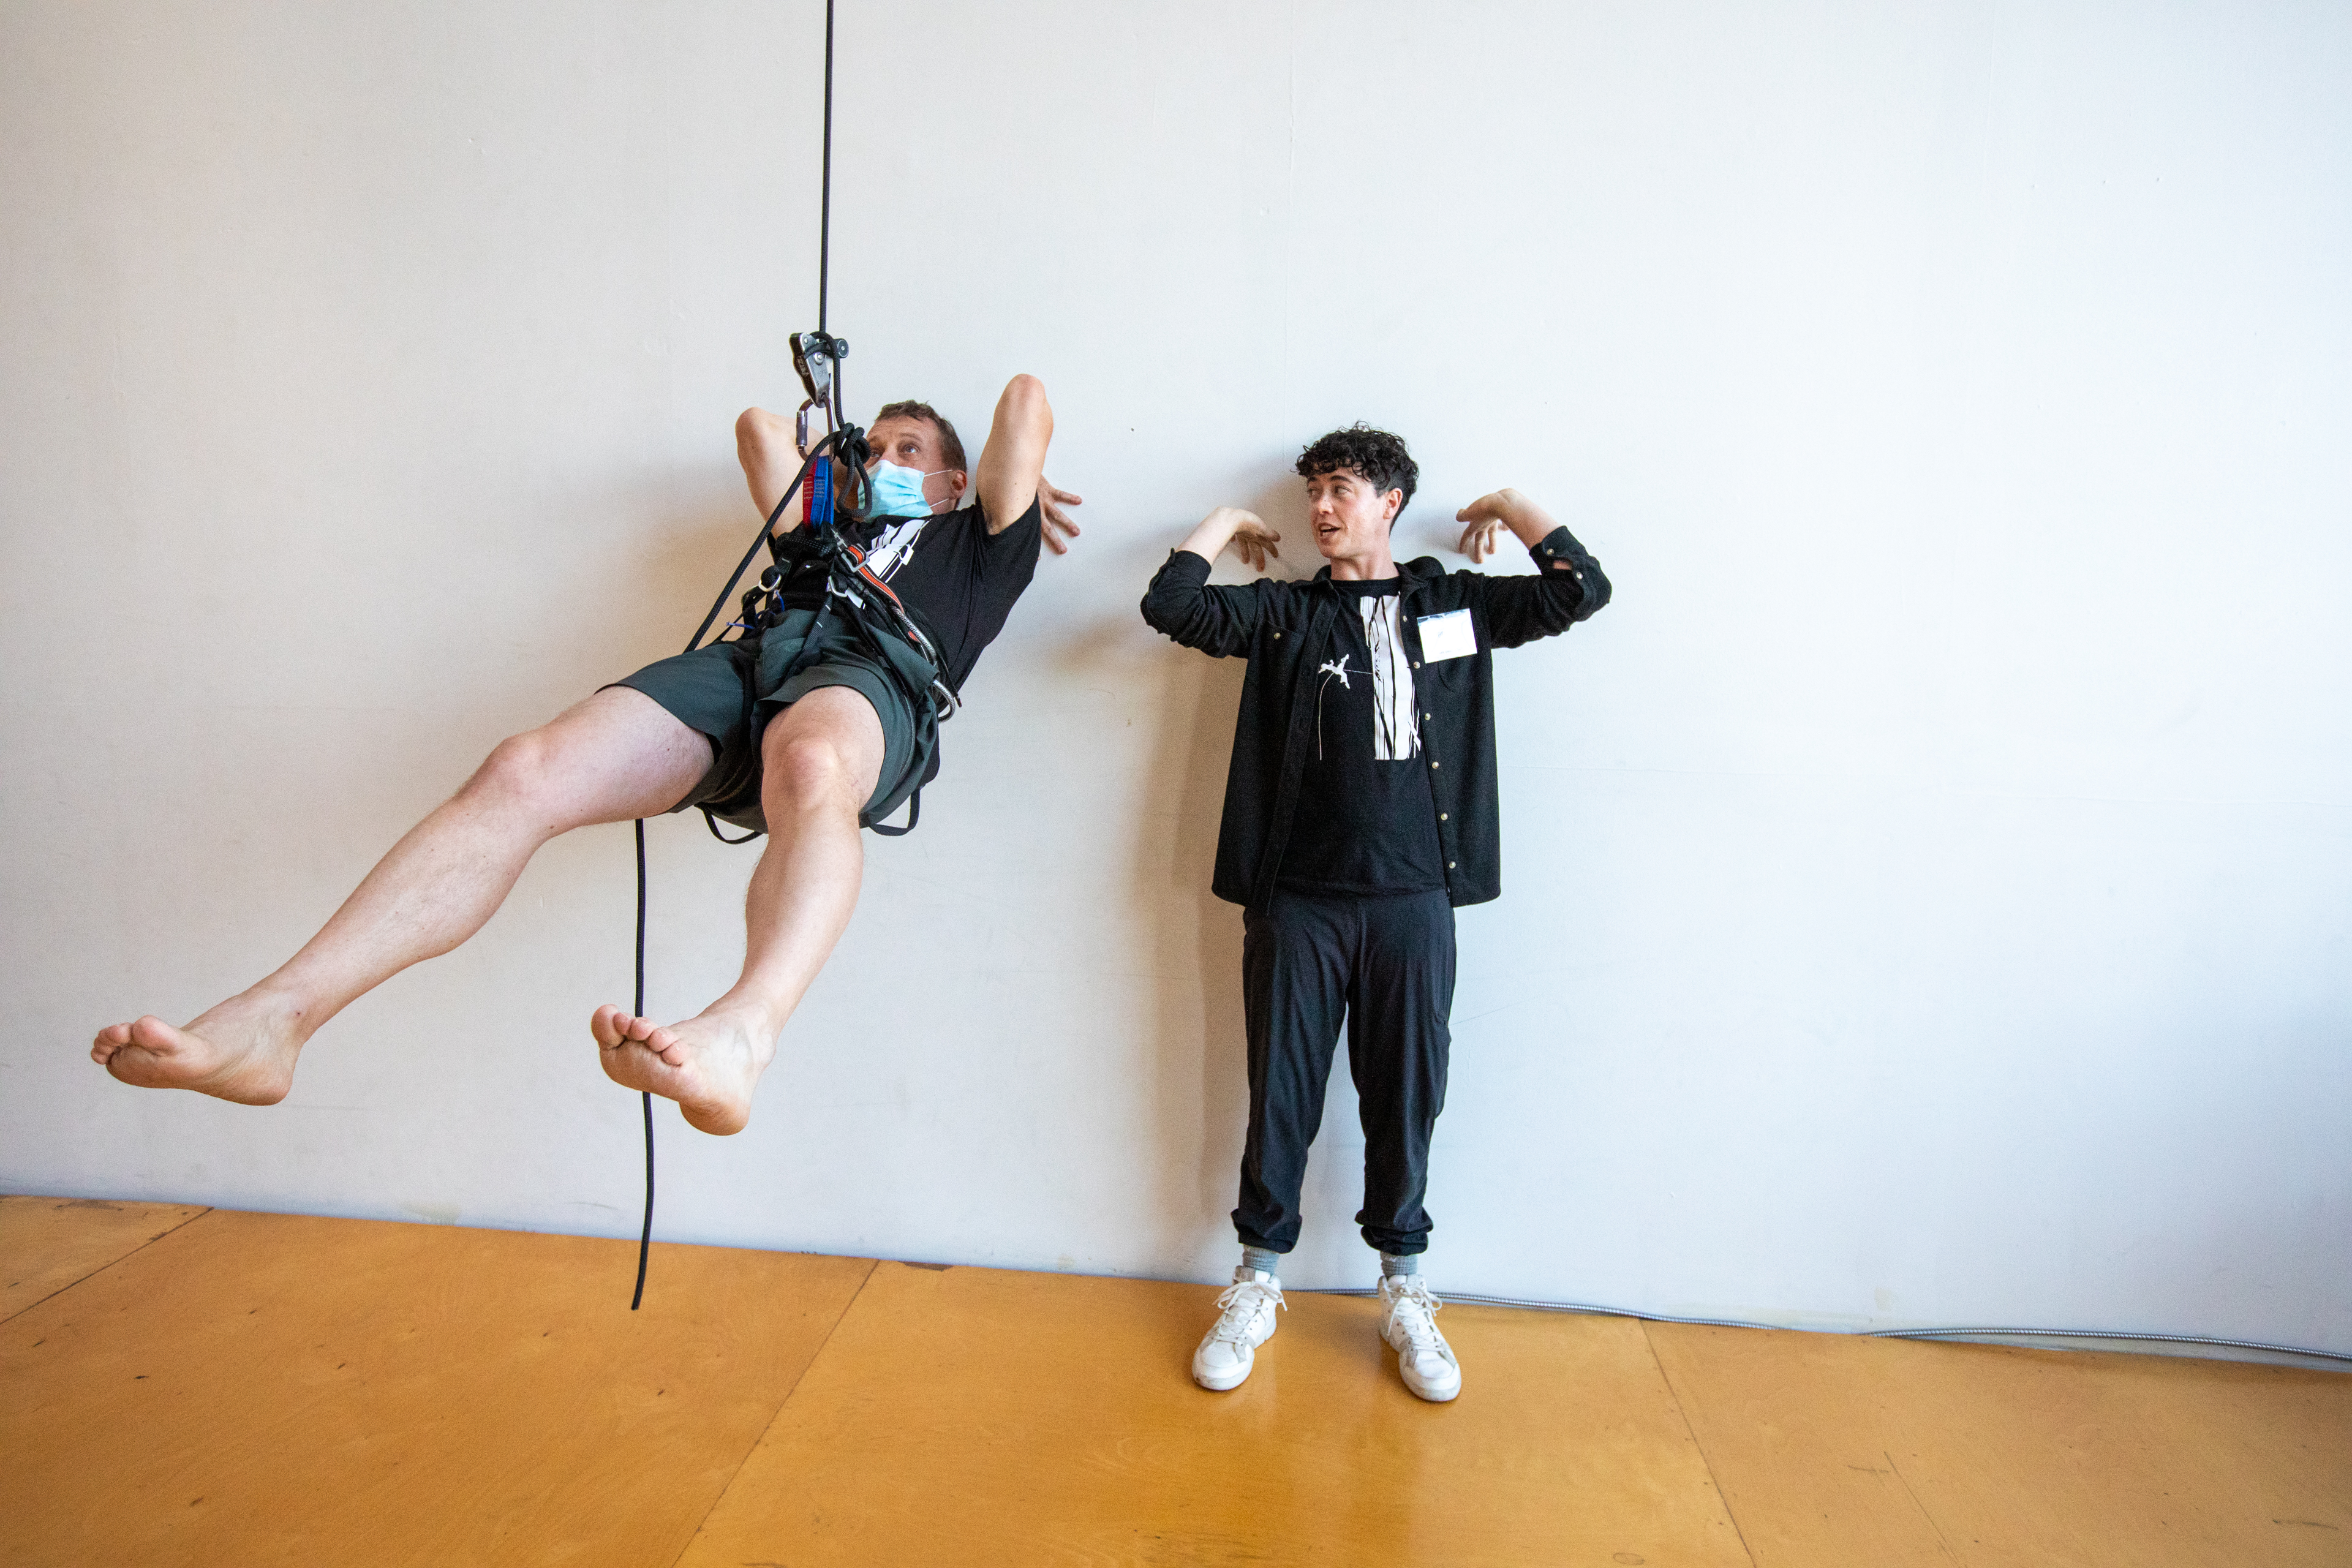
left=1456, top=488, right=1537, bottom=565
left=1175, top=504, right=1281, bottom=573
left=1220, top=507, right=1283, bottom=572
left=1039, top=477, right=1084, bottom=555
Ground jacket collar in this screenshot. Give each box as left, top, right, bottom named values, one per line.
left=1308, top=555, right=1444, bottom=590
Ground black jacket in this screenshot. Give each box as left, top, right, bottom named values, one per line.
left=1140, top=524, right=1610, bottom=908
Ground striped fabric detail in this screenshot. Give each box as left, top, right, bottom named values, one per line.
left=1359, top=595, right=1420, bottom=761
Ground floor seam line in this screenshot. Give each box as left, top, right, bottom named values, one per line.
left=655, top=1256, right=882, bottom=1568
left=1642, top=1319, right=1766, bottom=1568
left=1, top=1205, right=217, bottom=1327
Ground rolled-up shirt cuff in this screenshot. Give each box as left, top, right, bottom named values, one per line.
left=1528, top=525, right=1596, bottom=581
left=1153, top=547, right=1216, bottom=586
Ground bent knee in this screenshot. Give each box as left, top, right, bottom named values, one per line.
left=462, top=728, right=573, bottom=818
left=762, top=731, right=866, bottom=813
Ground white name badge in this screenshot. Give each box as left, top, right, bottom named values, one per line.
left=1416, top=608, right=1477, bottom=662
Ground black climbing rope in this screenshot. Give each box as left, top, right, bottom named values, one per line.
left=630, top=817, right=652, bottom=1310
left=627, top=0, right=953, bottom=1305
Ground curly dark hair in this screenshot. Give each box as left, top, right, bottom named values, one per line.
left=873, top=399, right=968, bottom=472
left=1295, top=424, right=1417, bottom=524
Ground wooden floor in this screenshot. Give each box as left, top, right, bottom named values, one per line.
left=3, top=1198, right=2345, bottom=1567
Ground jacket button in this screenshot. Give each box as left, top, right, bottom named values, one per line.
left=1430, top=760, right=1440, bottom=770
left=1447, top=861, right=1456, bottom=870
left=1439, top=812, right=1448, bottom=821
left=1273, top=631, right=1281, bottom=639
left=1412, top=661, right=1420, bottom=669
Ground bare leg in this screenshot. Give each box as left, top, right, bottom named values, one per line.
left=92, top=687, right=711, bottom=1104
left=591, top=684, right=883, bottom=1135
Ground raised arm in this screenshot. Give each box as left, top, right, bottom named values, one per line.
left=1455, top=487, right=1562, bottom=564
left=736, top=406, right=809, bottom=533
left=1178, top=505, right=1281, bottom=572
left=1140, top=506, right=1284, bottom=657
left=1453, top=488, right=1611, bottom=647
left=975, top=374, right=1054, bottom=537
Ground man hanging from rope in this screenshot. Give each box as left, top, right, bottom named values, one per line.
left=92, top=376, right=1080, bottom=1136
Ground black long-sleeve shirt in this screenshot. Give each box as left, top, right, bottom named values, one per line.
left=1140, top=525, right=1610, bottom=908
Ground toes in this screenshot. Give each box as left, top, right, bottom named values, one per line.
left=592, top=1007, right=675, bottom=1057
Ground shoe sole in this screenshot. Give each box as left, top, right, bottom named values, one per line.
left=1384, top=1325, right=1460, bottom=1403
left=1193, top=1361, right=1252, bottom=1392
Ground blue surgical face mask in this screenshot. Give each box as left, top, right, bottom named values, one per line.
left=866, top=460, right=943, bottom=519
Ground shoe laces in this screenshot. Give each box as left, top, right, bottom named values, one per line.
left=1208, top=1276, right=1285, bottom=1343
left=1383, top=1277, right=1446, bottom=1350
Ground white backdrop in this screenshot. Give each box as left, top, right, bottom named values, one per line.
left=4, top=0, right=2348, bottom=1352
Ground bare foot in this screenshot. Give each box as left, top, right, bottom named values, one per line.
left=91, top=992, right=305, bottom=1105
left=590, top=1002, right=777, bottom=1136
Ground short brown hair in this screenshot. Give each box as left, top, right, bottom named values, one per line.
left=873, top=400, right=967, bottom=473
left=1296, top=424, right=1417, bottom=521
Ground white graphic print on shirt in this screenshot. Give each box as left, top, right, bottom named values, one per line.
left=862, top=517, right=928, bottom=580
left=1314, top=595, right=1422, bottom=761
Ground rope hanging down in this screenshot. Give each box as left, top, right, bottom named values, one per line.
left=628, top=0, right=957, bottom=1307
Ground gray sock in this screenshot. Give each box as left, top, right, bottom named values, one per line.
left=1241, top=1245, right=1283, bottom=1278
left=1380, top=1251, right=1420, bottom=1279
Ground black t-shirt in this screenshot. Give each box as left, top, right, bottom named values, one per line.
left=843, top=494, right=1044, bottom=692
left=1276, top=578, right=1447, bottom=897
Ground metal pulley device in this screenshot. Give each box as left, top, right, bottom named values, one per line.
left=791, top=330, right=850, bottom=524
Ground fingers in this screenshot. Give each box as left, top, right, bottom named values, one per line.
left=1039, top=492, right=1083, bottom=557
left=1456, top=491, right=1512, bottom=527
left=1038, top=478, right=1085, bottom=554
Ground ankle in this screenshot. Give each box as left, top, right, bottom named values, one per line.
left=222, top=983, right=320, bottom=1045
left=699, top=997, right=788, bottom=1054
left=1240, top=1245, right=1283, bottom=1280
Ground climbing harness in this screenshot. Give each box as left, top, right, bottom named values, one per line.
left=628, top=0, right=954, bottom=1307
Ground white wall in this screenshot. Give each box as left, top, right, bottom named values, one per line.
left=5, top=0, right=2347, bottom=1352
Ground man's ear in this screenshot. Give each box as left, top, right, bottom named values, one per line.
left=1382, top=488, right=1404, bottom=526
left=947, top=469, right=970, bottom=499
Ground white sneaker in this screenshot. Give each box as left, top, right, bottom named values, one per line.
left=1377, top=1274, right=1462, bottom=1402
left=1191, top=1268, right=1286, bottom=1391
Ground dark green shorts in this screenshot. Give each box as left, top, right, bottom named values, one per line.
left=611, top=607, right=935, bottom=834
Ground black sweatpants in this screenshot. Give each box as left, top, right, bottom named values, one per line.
left=1233, top=887, right=1457, bottom=1257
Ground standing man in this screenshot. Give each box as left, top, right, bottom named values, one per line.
left=1140, top=424, right=1610, bottom=1401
